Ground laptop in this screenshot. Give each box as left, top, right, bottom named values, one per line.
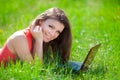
left=69, top=43, right=101, bottom=71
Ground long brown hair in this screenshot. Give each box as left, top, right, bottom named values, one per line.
left=30, top=7, right=72, bottom=63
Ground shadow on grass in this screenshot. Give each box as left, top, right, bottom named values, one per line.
left=88, top=65, right=107, bottom=75
left=71, top=65, right=107, bottom=79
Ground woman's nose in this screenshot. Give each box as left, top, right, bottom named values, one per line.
left=50, top=30, right=55, bottom=37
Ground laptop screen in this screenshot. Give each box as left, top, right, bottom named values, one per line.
left=80, top=43, right=101, bottom=70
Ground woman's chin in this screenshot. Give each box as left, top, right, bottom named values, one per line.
left=43, top=39, right=50, bottom=43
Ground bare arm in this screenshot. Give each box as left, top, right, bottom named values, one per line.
left=8, top=25, right=43, bottom=63
left=30, top=26, right=43, bottom=63
left=33, top=40, right=43, bottom=63
left=9, top=31, right=34, bottom=63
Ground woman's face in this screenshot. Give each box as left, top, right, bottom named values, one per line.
left=40, top=19, right=64, bottom=43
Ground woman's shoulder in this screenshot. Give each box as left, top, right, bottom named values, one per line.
left=11, top=30, right=25, bottom=38
left=7, top=28, right=32, bottom=45
left=7, top=30, right=27, bottom=44
left=6, top=30, right=27, bottom=53
left=10, top=28, right=32, bottom=42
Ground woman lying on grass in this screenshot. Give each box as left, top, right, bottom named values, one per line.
left=0, top=7, right=72, bottom=66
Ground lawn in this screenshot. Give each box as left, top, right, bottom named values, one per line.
left=0, top=0, right=120, bottom=80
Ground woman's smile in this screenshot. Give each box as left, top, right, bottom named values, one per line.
left=45, top=32, right=51, bottom=40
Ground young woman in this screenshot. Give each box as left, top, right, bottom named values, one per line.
left=0, top=7, right=72, bottom=66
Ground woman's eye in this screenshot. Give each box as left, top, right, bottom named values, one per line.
left=56, top=31, right=60, bottom=35
left=49, top=25, right=53, bottom=28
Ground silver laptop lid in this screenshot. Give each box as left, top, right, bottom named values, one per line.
left=80, top=43, right=101, bottom=71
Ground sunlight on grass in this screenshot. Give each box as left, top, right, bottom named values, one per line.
left=0, top=29, right=3, bottom=33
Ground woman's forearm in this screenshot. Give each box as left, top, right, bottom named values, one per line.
left=34, top=40, right=43, bottom=63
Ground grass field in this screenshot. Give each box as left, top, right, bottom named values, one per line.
left=0, top=0, right=120, bottom=80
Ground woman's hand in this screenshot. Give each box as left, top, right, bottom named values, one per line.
left=30, top=25, right=43, bottom=42
left=30, top=25, right=43, bottom=62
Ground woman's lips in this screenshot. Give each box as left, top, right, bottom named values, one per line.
left=45, top=33, right=51, bottom=41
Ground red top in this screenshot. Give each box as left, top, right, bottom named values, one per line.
left=0, top=28, right=33, bottom=66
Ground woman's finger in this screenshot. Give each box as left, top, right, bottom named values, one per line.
left=36, top=26, right=39, bottom=31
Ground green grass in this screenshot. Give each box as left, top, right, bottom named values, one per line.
left=0, top=0, right=120, bottom=80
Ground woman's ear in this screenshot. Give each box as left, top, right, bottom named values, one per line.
left=31, top=19, right=40, bottom=26
left=39, top=20, right=44, bottom=26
